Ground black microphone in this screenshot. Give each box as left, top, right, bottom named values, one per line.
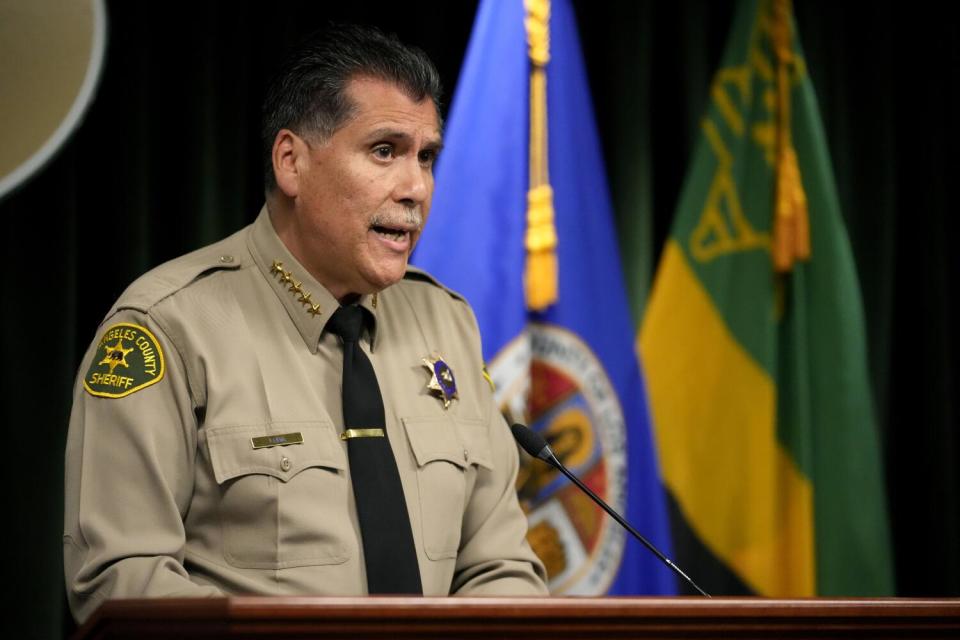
left=510, top=423, right=710, bottom=597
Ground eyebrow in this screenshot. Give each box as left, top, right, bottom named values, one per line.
left=366, top=128, right=443, bottom=151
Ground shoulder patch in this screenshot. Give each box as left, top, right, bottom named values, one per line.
left=403, top=266, right=467, bottom=303
left=83, top=323, right=166, bottom=398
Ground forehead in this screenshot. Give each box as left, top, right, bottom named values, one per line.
left=340, top=76, right=441, bottom=139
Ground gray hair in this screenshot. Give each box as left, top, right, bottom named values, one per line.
left=261, top=23, right=443, bottom=191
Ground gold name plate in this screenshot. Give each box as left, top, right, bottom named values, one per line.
left=251, top=432, right=304, bottom=449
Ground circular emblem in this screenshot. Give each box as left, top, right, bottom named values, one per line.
left=0, top=0, right=107, bottom=200
left=83, top=323, right=166, bottom=399
left=488, top=323, right=626, bottom=594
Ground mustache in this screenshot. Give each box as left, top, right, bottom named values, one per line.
left=370, top=209, right=423, bottom=230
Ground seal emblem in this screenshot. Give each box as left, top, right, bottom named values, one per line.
left=488, top=323, right=626, bottom=595
left=83, top=322, right=166, bottom=398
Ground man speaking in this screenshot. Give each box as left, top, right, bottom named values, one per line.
left=63, top=24, right=547, bottom=623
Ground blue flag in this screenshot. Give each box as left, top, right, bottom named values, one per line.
left=413, top=0, right=675, bottom=595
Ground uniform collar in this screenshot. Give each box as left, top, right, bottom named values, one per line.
left=247, top=205, right=381, bottom=353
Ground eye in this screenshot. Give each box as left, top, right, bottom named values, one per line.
left=418, top=149, right=437, bottom=167
left=372, top=144, right=394, bottom=160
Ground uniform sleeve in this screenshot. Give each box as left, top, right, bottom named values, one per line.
left=449, top=304, right=548, bottom=595
left=63, top=310, right=221, bottom=623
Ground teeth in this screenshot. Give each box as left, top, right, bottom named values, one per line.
left=375, top=228, right=406, bottom=241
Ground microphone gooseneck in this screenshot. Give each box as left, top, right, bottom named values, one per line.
left=510, top=423, right=710, bottom=597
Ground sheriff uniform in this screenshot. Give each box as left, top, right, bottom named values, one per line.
left=63, top=207, right=548, bottom=622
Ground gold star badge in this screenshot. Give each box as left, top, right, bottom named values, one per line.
left=422, top=354, right=458, bottom=409
left=99, top=338, right=134, bottom=374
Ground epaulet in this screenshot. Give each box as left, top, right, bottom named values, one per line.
left=107, top=227, right=247, bottom=317
left=403, top=265, right=468, bottom=304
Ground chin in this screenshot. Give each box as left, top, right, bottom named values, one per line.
left=364, top=264, right=407, bottom=292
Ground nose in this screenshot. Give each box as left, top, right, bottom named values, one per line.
left=392, top=156, right=430, bottom=207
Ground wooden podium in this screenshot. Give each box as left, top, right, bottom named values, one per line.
left=74, top=596, right=960, bottom=639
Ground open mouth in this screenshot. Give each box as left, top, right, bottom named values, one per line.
left=371, top=225, right=410, bottom=242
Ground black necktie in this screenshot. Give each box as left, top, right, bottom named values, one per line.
left=326, top=304, right=422, bottom=594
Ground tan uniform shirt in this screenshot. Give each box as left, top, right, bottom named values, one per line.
left=64, top=207, right=547, bottom=622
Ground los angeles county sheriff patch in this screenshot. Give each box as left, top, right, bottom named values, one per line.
left=83, top=323, right=165, bottom=398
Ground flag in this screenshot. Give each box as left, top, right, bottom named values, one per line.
left=640, top=0, right=893, bottom=596
left=414, top=0, right=676, bottom=594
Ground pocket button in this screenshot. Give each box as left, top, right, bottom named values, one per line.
left=280, top=456, right=291, bottom=472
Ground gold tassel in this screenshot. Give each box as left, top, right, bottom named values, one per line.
left=774, top=147, right=810, bottom=271
left=771, top=0, right=811, bottom=273
left=526, top=184, right=558, bottom=310
left=524, top=0, right=558, bottom=310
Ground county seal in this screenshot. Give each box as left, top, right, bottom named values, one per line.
left=489, top=323, right=627, bottom=595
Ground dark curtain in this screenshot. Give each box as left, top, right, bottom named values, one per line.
left=1, top=1, right=955, bottom=637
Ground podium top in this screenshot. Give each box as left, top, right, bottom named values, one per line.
left=75, top=596, right=960, bottom=639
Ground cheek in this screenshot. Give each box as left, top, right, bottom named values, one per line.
left=424, top=178, right=434, bottom=206
left=344, top=169, right=390, bottom=211
left=319, top=158, right=366, bottom=200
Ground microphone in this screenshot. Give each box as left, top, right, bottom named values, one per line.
left=510, top=423, right=710, bottom=597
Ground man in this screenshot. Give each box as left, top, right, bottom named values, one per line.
left=63, top=24, right=547, bottom=623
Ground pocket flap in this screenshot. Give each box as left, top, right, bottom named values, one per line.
left=206, top=422, right=345, bottom=484
left=456, top=417, right=493, bottom=470
left=402, top=416, right=468, bottom=469
left=402, top=416, right=494, bottom=470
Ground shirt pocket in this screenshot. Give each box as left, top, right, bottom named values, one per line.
left=205, top=422, right=351, bottom=569
left=402, top=416, right=493, bottom=560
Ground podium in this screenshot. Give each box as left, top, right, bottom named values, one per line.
left=74, top=596, right=960, bottom=639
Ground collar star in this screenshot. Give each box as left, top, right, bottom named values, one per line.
left=422, top=354, right=458, bottom=409
left=270, top=259, right=322, bottom=318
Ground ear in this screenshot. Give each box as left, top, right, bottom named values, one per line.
left=272, top=129, right=305, bottom=198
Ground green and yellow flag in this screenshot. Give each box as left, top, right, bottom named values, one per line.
left=640, top=0, right=893, bottom=596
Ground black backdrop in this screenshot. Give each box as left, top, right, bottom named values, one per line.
left=2, top=2, right=956, bottom=638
